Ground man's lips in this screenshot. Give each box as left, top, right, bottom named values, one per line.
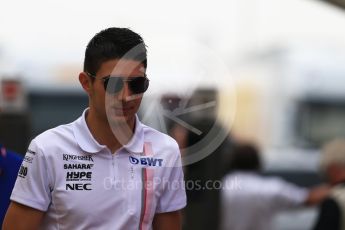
left=111, top=106, right=134, bottom=114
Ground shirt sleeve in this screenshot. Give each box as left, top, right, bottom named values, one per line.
left=10, top=139, right=52, bottom=211
left=313, top=198, right=341, bottom=230
left=270, top=178, right=308, bottom=211
left=155, top=150, right=187, bottom=213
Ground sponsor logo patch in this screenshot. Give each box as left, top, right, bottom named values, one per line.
left=18, top=165, right=28, bottom=178
left=66, top=171, right=92, bottom=181
left=64, top=164, right=94, bottom=170
left=63, top=154, right=93, bottom=162
left=24, top=156, right=34, bottom=164
left=129, top=156, right=163, bottom=167
left=66, top=183, right=92, bottom=191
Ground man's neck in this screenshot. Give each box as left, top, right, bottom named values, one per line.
left=86, top=109, right=135, bottom=153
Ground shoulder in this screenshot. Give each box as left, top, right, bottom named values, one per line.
left=29, top=122, right=75, bottom=153
left=239, top=174, right=306, bottom=195
left=263, top=175, right=296, bottom=188
left=141, top=124, right=179, bottom=150
left=262, top=176, right=304, bottom=193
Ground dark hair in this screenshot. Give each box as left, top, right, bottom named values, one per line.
left=83, top=27, right=147, bottom=76
left=227, top=143, right=261, bottom=172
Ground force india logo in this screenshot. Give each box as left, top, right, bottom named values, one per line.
left=129, top=156, right=163, bottom=167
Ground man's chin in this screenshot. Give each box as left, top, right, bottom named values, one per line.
left=109, top=115, right=129, bottom=124
left=108, top=112, right=136, bottom=126
left=106, top=107, right=136, bottom=125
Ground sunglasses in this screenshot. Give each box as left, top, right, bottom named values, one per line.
left=86, top=72, right=149, bottom=95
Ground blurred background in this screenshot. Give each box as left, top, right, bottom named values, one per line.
left=1, top=0, right=345, bottom=229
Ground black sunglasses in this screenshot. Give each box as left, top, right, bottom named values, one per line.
left=86, top=72, right=149, bottom=95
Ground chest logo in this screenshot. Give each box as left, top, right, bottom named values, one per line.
left=129, top=156, right=163, bottom=167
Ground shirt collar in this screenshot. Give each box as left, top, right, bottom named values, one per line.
left=73, top=108, right=144, bottom=154
left=122, top=115, right=144, bottom=155
left=73, top=109, right=107, bottom=153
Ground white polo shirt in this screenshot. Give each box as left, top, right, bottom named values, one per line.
left=220, top=172, right=307, bottom=230
left=11, top=109, right=186, bottom=230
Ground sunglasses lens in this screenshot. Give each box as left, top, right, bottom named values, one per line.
left=129, top=77, right=149, bottom=94
left=104, top=77, right=149, bottom=95
left=104, top=78, right=124, bottom=94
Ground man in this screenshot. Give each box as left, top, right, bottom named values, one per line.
left=313, top=139, right=345, bottom=230
left=0, top=145, right=23, bottom=226
left=3, top=27, right=186, bottom=230
left=220, top=143, right=329, bottom=230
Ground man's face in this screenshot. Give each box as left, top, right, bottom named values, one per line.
left=89, top=59, right=146, bottom=125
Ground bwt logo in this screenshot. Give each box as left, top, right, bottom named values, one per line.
left=129, top=156, right=163, bottom=167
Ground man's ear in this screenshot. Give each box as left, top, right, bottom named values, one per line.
left=79, top=72, right=92, bottom=95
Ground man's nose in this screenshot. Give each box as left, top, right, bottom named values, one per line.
left=117, top=82, right=132, bottom=101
